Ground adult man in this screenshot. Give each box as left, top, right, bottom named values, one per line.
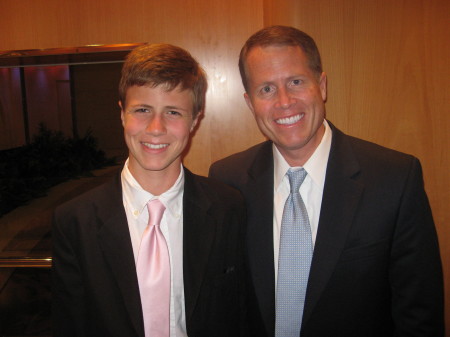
left=53, top=43, right=246, bottom=337
left=209, top=25, right=443, bottom=336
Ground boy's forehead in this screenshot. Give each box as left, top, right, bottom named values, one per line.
left=126, top=83, right=191, bottom=95
left=124, top=84, right=195, bottom=107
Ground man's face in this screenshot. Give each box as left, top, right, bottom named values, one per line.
left=120, top=85, right=198, bottom=182
left=244, top=45, right=327, bottom=166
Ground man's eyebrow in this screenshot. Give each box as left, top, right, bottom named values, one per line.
left=256, top=81, right=274, bottom=88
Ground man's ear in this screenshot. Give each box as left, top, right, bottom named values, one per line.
left=119, top=100, right=125, bottom=126
left=244, top=92, right=255, bottom=116
left=319, top=72, right=327, bottom=102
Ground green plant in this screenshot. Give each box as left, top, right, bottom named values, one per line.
left=0, top=124, right=116, bottom=217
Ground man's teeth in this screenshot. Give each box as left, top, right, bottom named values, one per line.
left=143, top=142, right=168, bottom=149
left=276, top=114, right=303, bottom=125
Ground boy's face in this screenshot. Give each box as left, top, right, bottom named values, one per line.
left=120, top=84, right=198, bottom=182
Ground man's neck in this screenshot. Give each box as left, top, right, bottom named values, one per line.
left=277, top=123, right=326, bottom=167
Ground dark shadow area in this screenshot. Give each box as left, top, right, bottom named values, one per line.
left=0, top=231, right=51, bottom=336
left=0, top=268, right=51, bottom=336
left=0, top=124, right=116, bottom=217
left=0, top=165, right=122, bottom=337
left=0, top=44, right=137, bottom=336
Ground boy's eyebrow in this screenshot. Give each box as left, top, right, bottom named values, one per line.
left=165, top=105, right=189, bottom=112
left=127, top=103, right=152, bottom=108
left=129, top=103, right=189, bottom=112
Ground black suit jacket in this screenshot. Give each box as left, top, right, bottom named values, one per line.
left=52, top=168, right=247, bottom=337
left=209, top=122, right=444, bottom=337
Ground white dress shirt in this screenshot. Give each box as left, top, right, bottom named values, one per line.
left=121, top=160, right=187, bottom=337
left=273, top=120, right=332, bottom=287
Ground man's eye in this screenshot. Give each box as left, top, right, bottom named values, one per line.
left=261, top=86, right=273, bottom=94
left=292, top=79, right=301, bottom=85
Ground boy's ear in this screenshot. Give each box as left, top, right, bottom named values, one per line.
left=191, top=111, right=202, bottom=132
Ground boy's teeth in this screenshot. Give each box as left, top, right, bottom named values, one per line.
left=143, top=143, right=168, bottom=149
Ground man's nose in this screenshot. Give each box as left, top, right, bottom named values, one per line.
left=276, top=88, right=295, bottom=109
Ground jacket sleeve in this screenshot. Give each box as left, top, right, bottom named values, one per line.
left=389, top=158, right=444, bottom=336
left=52, top=209, right=88, bottom=337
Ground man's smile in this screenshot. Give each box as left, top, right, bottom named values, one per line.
left=275, top=113, right=304, bottom=125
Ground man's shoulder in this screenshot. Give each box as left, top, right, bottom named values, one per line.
left=331, top=123, right=418, bottom=169
left=344, top=133, right=417, bottom=168
left=185, top=169, right=243, bottom=203
left=215, top=141, right=270, bottom=164
left=209, top=141, right=271, bottom=177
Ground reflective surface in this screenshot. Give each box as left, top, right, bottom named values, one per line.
left=0, top=43, right=144, bottom=68
left=0, top=165, right=121, bottom=336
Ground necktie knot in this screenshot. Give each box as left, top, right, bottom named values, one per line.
left=287, top=168, right=307, bottom=193
left=147, top=199, right=165, bottom=227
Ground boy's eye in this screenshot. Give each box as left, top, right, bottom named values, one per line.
left=129, top=107, right=150, bottom=114
left=134, top=108, right=149, bottom=113
left=166, top=110, right=184, bottom=119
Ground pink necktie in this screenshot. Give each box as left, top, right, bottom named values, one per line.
left=136, top=199, right=170, bottom=337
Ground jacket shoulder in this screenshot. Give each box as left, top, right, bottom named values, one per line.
left=186, top=169, right=244, bottom=206
left=345, top=133, right=418, bottom=170
left=54, top=174, right=121, bottom=219
left=209, top=141, right=271, bottom=179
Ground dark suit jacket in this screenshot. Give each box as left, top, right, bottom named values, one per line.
left=52, top=168, right=247, bottom=337
left=209, top=122, right=444, bottom=337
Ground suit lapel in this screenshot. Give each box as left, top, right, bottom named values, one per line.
left=182, top=169, right=215, bottom=324
left=96, top=174, right=144, bottom=337
left=302, top=124, right=364, bottom=326
left=245, top=142, right=277, bottom=336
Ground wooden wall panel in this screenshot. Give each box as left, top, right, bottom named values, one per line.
left=23, top=66, right=71, bottom=138
left=0, top=68, right=25, bottom=149
left=0, top=0, right=265, bottom=174
left=265, top=0, right=450, bottom=333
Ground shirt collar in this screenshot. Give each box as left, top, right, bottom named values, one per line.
left=121, top=158, right=185, bottom=217
left=273, top=119, right=332, bottom=190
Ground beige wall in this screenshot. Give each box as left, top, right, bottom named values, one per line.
left=265, top=2, right=450, bottom=331
left=1, top=0, right=448, bottom=332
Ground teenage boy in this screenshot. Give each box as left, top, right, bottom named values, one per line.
left=53, top=43, right=246, bottom=337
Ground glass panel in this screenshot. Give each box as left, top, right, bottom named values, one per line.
left=0, top=43, right=142, bottom=336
